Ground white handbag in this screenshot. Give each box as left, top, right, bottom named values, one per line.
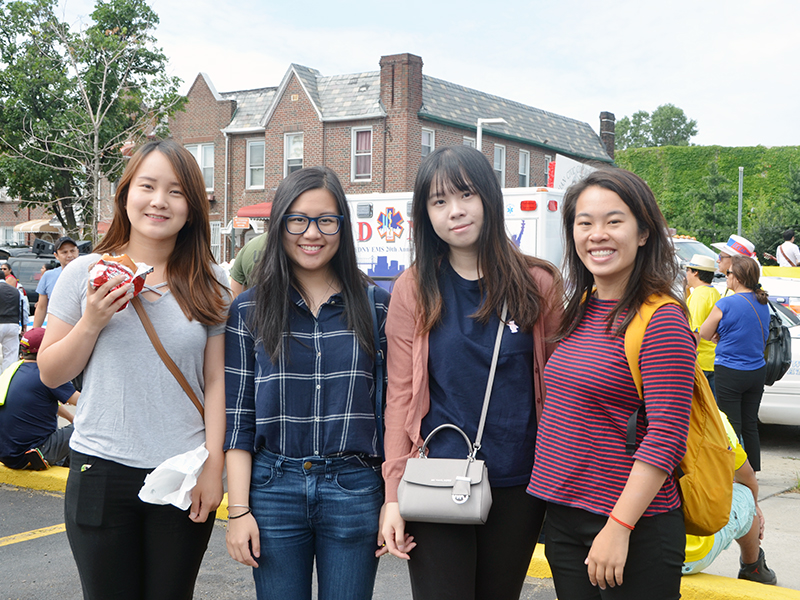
left=397, top=302, right=506, bottom=525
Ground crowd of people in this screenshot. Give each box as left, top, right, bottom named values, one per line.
left=0, top=140, right=786, bottom=599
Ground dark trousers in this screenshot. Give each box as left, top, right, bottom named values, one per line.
left=545, top=503, right=685, bottom=600
left=702, top=370, right=716, bottom=399
left=715, top=364, right=766, bottom=471
left=65, top=451, right=215, bottom=600
left=405, top=484, right=546, bottom=600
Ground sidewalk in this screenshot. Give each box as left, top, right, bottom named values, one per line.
left=3, top=464, right=799, bottom=600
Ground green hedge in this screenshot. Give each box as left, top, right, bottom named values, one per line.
left=615, top=145, right=800, bottom=254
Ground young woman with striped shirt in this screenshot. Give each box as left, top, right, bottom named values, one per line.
left=527, top=169, right=695, bottom=599
left=224, top=166, right=394, bottom=600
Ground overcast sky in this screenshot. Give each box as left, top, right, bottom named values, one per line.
left=61, top=0, right=799, bottom=148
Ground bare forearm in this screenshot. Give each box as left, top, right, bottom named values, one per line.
left=33, top=296, right=48, bottom=328
left=226, top=449, right=253, bottom=506
left=38, top=317, right=103, bottom=388
left=611, top=459, right=669, bottom=525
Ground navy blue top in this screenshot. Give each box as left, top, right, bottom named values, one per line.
left=0, top=362, right=75, bottom=468
left=715, top=292, right=769, bottom=370
left=422, top=261, right=536, bottom=487
left=225, top=285, right=389, bottom=459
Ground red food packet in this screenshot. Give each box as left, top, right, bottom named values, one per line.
left=88, top=256, right=153, bottom=311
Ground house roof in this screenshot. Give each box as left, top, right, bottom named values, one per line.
left=215, top=63, right=611, bottom=161
left=420, top=76, right=612, bottom=162
left=221, top=87, right=277, bottom=132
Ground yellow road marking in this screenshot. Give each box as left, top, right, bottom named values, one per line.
left=0, top=523, right=66, bottom=547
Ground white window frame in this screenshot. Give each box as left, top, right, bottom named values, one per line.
left=210, top=221, right=221, bottom=263
left=518, top=150, right=530, bottom=187
left=185, top=143, right=214, bottom=191
left=463, top=137, right=476, bottom=148
left=351, top=127, right=373, bottom=182
left=284, top=133, right=304, bottom=177
left=545, top=154, right=553, bottom=186
left=247, top=139, right=265, bottom=189
left=1, top=227, right=25, bottom=244
left=421, top=128, right=435, bottom=157
left=493, top=144, right=506, bottom=187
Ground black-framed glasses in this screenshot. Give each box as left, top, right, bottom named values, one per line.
left=283, top=214, right=344, bottom=235
left=726, top=270, right=733, bottom=276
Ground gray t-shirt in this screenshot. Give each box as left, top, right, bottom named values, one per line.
left=48, top=254, right=228, bottom=468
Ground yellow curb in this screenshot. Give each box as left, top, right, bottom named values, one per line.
left=527, top=546, right=800, bottom=600
left=1, top=464, right=230, bottom=519
left=0, top=464, right=69, bottom=492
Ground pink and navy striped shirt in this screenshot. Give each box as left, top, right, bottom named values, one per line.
left=528, top=298, right=694, bottom=517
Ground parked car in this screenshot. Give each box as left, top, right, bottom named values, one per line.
left=759, top=300, right=800, bottom=426
left=7, top=253, right=59, bottom=310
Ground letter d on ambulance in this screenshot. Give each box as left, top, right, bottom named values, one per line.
left=358, top=222, right=372, bottom=242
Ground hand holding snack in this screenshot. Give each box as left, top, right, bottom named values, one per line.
left=89, top=254, right=153, bottom=311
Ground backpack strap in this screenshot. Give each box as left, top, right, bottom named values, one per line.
left=623, top=294, right=679, bottom=455
left=367, top=285, right=385, bottom=458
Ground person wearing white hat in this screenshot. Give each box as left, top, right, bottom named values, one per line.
left=685, top=255, right=721, bottom=395
left=711, top=235, right=756, bottom=277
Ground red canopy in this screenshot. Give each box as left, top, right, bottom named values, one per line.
left=237, top=202, right=272, bottom=218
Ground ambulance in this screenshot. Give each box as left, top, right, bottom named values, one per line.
left=347, top=187, right=565, bottom=290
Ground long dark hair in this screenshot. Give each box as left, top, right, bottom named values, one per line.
left=559, top=168, right=684, bottom=338
left=249, top=166, right=374, bottom=361
left=411, top=145, right=560, bottom=333
left=731, top=255, right=768, bottom=304
left=96, top=139, right=227, bottom=325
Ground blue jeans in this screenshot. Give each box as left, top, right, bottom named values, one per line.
left=250, top=450, right=383, bottom=600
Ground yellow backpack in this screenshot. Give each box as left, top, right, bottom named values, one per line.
left=624, top=295, right=735, bottom=536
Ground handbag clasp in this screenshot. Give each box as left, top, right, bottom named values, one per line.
left=452, top=476, right=471, bottom=504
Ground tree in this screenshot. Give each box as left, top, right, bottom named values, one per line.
left=0, top=0, right=184, bottom=240
left=615, top=104, right=698, bottom=151
left=747, top=164, right=800, bottom=262
left=674, top=162, right=736, bottom=242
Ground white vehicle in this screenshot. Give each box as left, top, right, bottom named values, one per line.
left=347, top=187, right=565, bottom=290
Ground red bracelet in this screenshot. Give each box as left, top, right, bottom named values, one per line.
left=609, top=513, right=635, bottom=531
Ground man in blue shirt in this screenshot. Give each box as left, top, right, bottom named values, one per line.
left=0, top=327, right=78, bottom=469
left=33, top=236, right=79, bottom=327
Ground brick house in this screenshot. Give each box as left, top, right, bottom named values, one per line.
left=0, top=188, right=58, bottom=245
left=169, top=52, right=614, bottom=262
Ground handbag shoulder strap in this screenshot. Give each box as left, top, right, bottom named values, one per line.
left=131, top=296, right=205, bottom=420
left=739, top=293, right=768, bottom=345
left=780, top=244, right=797, bottom=267
left=472, top=301, right=508, bottom=455
left=367, top=285, right=385, bottom=458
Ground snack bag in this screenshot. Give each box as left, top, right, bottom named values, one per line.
left=88, top=254, right=153, bottom=311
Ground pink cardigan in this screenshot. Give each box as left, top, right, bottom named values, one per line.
left=382, top=266, right=562, bottom=502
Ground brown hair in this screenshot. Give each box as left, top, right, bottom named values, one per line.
left=730, top=255, right=768, bottom=304
left=95, top=139, right=227, bottom=325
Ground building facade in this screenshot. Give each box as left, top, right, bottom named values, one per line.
left=169, top=52, right=615, bottom=262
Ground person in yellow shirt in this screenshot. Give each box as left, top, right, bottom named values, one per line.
left=685, top=254, right=721, bottom=396
left=682, top=412, right=777, bottom=585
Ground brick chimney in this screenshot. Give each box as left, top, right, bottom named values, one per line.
left=379, top=53, right=423, bottom=112
left=600, top=111, right=615, bottom=160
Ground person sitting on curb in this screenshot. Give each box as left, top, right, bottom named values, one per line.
left=0, top=328, right=79, bottom=470
left=682, top=410, right=777, bottom=585
left=685, top=254, right=721, bottom=396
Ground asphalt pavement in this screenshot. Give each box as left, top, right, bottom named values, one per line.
left=0, top=485, right=556, bottom=600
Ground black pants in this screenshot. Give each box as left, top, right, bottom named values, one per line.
left=65, top=450, right=215, bottom=600
left=405, top=484, right=546, bottom=600
left=715, top=364, right=766, bottom=471
left=544, top=503, right=685, bottom=600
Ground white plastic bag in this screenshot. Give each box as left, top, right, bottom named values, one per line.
left=138, top=443, right=225, bottom=510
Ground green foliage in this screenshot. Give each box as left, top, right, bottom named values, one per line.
left=615, top=104, right=697, bottom=151
left=0, top=0, right=184, bottom=238
left=616, top=145, right=800, bottom=260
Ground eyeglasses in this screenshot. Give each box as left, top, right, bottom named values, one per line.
left=726, top=270, right=733, bottom=276
left=282, top=214, right=344, bottom=236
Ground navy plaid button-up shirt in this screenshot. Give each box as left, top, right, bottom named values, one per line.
left=224, top=286, right=389, bottom=459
